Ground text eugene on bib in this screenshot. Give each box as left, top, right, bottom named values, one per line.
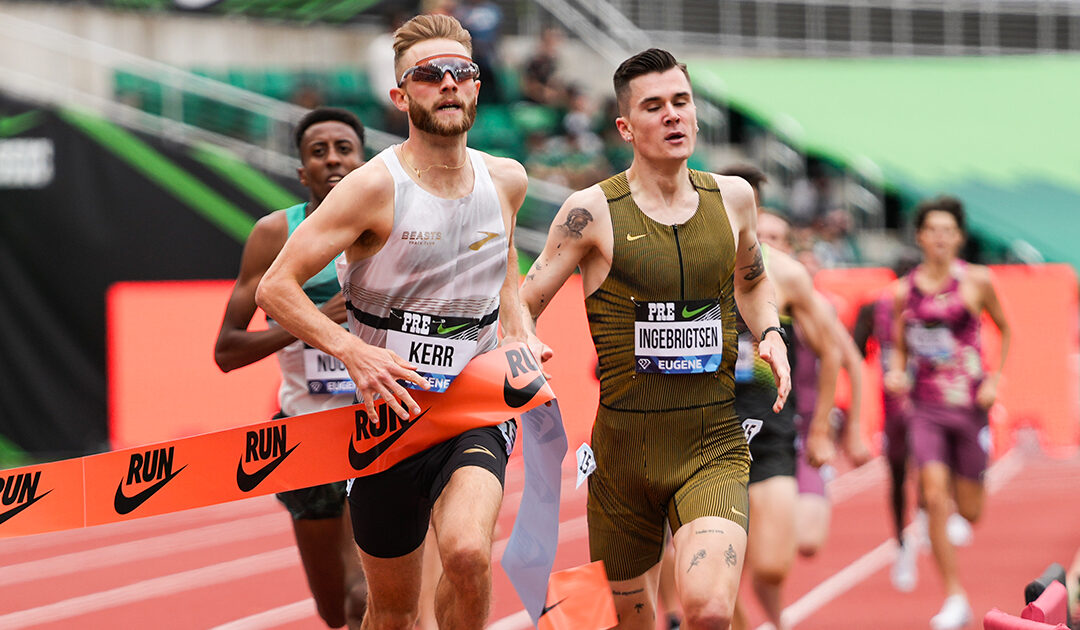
left=633, top=299, right=724, bottom=374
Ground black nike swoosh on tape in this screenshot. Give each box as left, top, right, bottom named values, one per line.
left=236, top=443, right=300, bottom=493
left=0, top=489, right=53, bottom=526
left=503, top=374, right=546, bottom=408
left=348, top=408, right=429, bottom=471
left=540, top=597, right=567, bottom=617
left=113, top=465, right=187, bottom=515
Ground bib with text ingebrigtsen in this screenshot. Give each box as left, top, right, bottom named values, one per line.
left=634, top=299, right=723, bottom=374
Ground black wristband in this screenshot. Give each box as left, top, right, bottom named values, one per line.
left=761, top=326, right=787, bottom=343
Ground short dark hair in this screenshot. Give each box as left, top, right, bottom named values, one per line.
left=294, top=107, right=365, bottom=153
left=720, top=163, right=768, bottom=194
left=613, top=48, right=690, bottom=113
left=914, top=195, right=965, bottom=233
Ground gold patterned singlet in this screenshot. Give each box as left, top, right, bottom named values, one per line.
left=585, top=170, right=738, bottom=412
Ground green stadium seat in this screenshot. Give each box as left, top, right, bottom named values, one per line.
left=468, top=104, right=525, bottom=161
left=511, top=103, right=561, bottom=136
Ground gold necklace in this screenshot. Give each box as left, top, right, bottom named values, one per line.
left=400, top=142, right=468, bottom=179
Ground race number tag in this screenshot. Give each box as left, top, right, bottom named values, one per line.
left=303, top=346, right=356, bottom=395
left=907, top=324, right=955, bottom=361
left=385, top=309, right=480, bottom=392
left=575, top=443, right=596, bottom=489
left=634, top=299, right=723, bottom=374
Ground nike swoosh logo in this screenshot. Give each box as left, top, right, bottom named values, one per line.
left=540, top=597, right=567, bottom=617
left=113, top=465, right=187, bottom=515
left=236, top=443, right=300, bottom=493
left=626, top=233, right=647, bottom=242
left=437, top=322, right=470, bottom=335
left=468, top=231, right=500, bottom=251
left=503, top=373, right=546, bottom=408
left=348, top=408, right=429, bottom=471
left=731, top=506, right=747, bottom=519
left=682, top=304, right=711, bottom=319
left=0, top=489, right=52, bottom=526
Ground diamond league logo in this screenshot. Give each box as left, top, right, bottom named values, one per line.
left=637, top=358, right=651, bottom=370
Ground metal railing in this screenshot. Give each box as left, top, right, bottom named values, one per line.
left=0, top=10, right=570, bottom=251
left=562, top=0, right=1080, bottom=56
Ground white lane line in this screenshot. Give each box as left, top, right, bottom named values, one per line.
left=486, top=609, right=532, bottom=630
left=485, top=450, right=1026, bottom=630
left=0, top=494, right=279, bottom=556
left=0, top=512, right=289, bottom=587
left=482, top=458, right=887, bottom=630
left=756, top=447, right=1026, bottom=630
left=827, top=457, right=887, bottom=503
left=210, top=599, right=316, bottom=630
left=208, top=512, right=590, bottom=630
left=0, top=547, right=299, bottom=629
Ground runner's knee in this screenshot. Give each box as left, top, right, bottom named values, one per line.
left=752, top=561, right=791, bottom=587
left=957, top=499, right=982, bottom=524
left=798, top=539, right=824, bottom=558
left=440, top=540, right=491, bottom=585
left=922, top=482, right=951, bottom=515
left=682, top=595, right=734, bottom=630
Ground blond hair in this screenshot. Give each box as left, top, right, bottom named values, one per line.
left=393, top=14, right=473, bottom=79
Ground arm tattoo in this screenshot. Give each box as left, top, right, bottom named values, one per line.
left=725, top=544, right=737, bottom=567
left=741, top=244, right=765, bottom=281
left=687, top=549, right=706, bottom=572
left=613, top=588, right=644, bottom=596
left=558, top=207, right=593, bottom=239
left=694, top=528, right=726, bottom=535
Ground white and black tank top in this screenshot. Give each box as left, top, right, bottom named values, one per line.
left=336, top=146, right=507, bottom=392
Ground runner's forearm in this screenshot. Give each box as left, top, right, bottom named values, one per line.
left=256, top=275, right=355, bottom=359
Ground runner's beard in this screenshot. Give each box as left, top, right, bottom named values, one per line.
left=409, top=98, right=477, bottom=136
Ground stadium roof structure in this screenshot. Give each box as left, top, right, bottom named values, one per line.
left=689, top=54, right=1080, bottom=269
left=77, top=0, right=382, bottom=23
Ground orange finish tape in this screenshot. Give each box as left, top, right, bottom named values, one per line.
left=0, top=343, right=553, bottom=537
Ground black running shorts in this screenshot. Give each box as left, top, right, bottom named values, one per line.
left=347, top=421, right=515, bottom=558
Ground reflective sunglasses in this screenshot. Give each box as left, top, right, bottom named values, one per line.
left=398, top=54, right=481, bottom=86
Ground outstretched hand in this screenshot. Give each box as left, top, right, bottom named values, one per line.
left=501, top=331, right=554, bottom=379
left=343, top=341, right=429, bottom=420
left=758, top=334, right=791, bottom=413
left=843, top=426, right=874, bottom=467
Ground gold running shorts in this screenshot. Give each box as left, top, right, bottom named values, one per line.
left=586, top=399, right=750, bottom=581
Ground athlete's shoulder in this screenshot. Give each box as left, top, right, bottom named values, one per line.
left=708, top=173, right=756, bottom=216
left=962, top=262, right=996, bottom=291
left=248, top=208, right=289, bottom=247
left=767, top=246, right=814, bottom=292
left=479, top=151, right=527, bottom=180
left=480, top=152, right=528, bottom=195
left=564, top=183, right=608, bottom=213
left=334, top=153, right=395, bottom=200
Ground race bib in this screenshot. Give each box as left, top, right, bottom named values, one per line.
left=633, top=299, right=723, bottom=374
left=907, top=324, right=955, bottom=361
left=385, top=309, right=480, bottom=392
left=303, top=346, right=356, bottom=395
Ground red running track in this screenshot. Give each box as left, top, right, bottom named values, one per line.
left=1, top=435, right=1077, bottom=630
